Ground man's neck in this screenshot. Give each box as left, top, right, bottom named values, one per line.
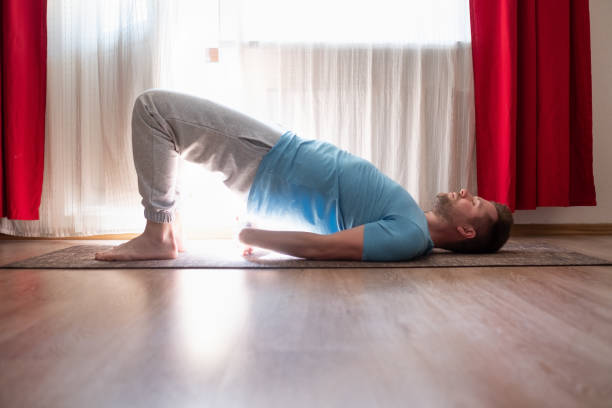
left=424, top=210, right=450, bottom=249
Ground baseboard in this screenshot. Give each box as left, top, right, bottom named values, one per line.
left=1, top=224, right=612, bottom=240
left=510, top=224, right=612, bottom=236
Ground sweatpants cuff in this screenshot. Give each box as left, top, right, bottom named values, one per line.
left=144, top=207, right=175, bottom=223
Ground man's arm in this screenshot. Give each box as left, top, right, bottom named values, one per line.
left=238, top=225, right=364, bottom=261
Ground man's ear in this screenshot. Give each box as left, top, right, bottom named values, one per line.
left=457, top=225, right=476, bottom=239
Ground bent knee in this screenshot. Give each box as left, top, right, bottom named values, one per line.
left=132, top=88, right=178, bottom=123
left=133, top=88, right=212, bottom=118
left=134, top=88, right=167, bottom=107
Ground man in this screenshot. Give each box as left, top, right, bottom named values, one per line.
left=95, top=89, right=513, bottom=262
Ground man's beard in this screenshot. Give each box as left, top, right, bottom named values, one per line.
left=432, top=193, right=455, bottom=224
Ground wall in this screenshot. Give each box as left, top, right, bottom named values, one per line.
left=513, top=0, right=612, bottom=224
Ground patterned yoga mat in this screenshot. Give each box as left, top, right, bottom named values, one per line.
left=2, top=239, right=611, bottom=269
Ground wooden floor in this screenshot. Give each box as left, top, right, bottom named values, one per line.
left=1, top=235, right=611, bottom=408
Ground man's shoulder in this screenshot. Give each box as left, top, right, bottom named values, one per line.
left=362, top=218, right=431, bottom=261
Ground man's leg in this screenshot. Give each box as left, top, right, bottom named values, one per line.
left=95, top=89, right=286, bottom=261
left=173, top=158, right=185, bottom=252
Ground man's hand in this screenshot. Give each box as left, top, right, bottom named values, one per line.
left=238, top=226, right=364, bottom=261
left=234, top=216, right=255, bottom=257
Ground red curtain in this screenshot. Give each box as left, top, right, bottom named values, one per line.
left=1, top=0, right=47, bottom=220
left=469, top=0, right=596, bottom=211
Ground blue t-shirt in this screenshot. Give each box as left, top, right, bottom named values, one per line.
left=246, top=131, right=435, bottom=261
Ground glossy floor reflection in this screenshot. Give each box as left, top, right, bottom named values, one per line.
left=1, top=236, right=612, bottom=407
left=174, top=269, right=249, bottom=368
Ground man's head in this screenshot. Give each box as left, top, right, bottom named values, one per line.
left=431, top=189, right=513, bottom=253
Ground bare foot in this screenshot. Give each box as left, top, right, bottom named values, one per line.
left=95, top=220, right=179, bottom=261
left=173, top=211, right=186, bottom=252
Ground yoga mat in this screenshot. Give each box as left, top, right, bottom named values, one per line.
left=2, top=239, right=611, bottom=269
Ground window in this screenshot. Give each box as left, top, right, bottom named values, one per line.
left=239, top=0, right=471, bottom=45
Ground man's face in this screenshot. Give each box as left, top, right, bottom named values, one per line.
left=432, top=189, right=498, bottom=226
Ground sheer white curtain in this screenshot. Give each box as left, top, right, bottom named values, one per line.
left=227, top=0, right=476, bottom=210
left=0, top=0, right=475, bottom=238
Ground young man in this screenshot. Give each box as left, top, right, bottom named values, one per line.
left=95, top=89, right=513, bottom=262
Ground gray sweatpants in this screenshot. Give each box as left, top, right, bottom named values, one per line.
left=131, top=89, right=286, bottom=223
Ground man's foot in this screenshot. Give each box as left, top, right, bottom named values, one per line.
left=94, top=220, right=179, bottom=261
left=173, top=211, right=186, bottom=252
